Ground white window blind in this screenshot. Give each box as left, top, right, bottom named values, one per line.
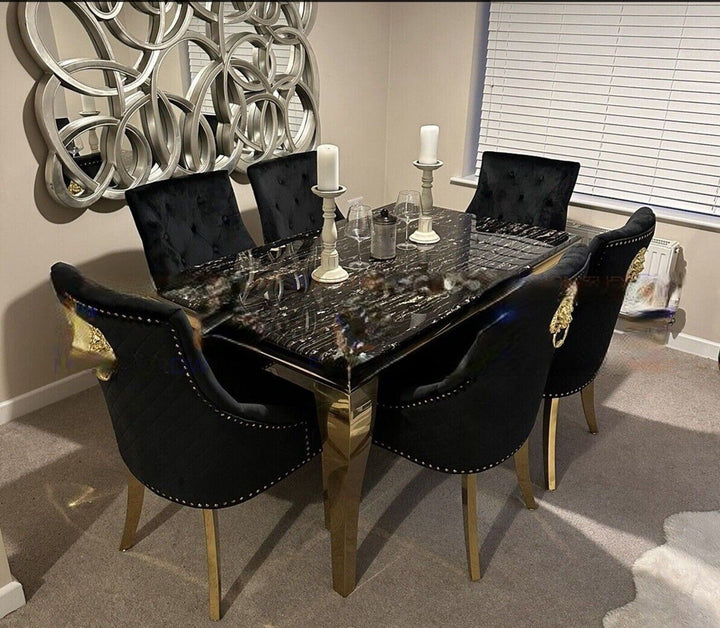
left=477, top=2, right=720, bottom=216
left=186, top=11, right=304, bottom=135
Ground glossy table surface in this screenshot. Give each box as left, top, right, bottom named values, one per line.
left=162, top=208, right=577, bottom=390
left=161, top=207, right=579, bottom=597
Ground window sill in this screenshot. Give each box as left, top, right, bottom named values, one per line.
left=449, top=175, right=720, bottom=233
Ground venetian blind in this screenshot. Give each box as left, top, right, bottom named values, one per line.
left=477, top=2, right=720, bottom=216
left=186, top=12, right=304, bottom=134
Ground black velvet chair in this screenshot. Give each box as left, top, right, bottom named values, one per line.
left=373, top=244, right=591, bottom=580
left=125, top=170, right=256, bottom=291
left=247, top=151, right=342, bottom=244
left=49, top=262, right=321, bottom=620
left=467, top=152, right=580, bottom=231
left=542, top=207, right=656, bottom=490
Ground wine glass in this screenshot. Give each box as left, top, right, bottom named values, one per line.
left=232, top=250, right=255, bottom=309
left=395, top=190, right=420, bottom=250
left=345, top=203, right=372, bottom=270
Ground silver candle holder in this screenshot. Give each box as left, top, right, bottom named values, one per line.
left=409, top=160, right=443, bottom=244
left=311, top=185, right=349, bottom=284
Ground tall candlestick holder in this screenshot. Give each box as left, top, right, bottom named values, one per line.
left=410, top=160, right=442, bottom=244
left=79, top=109, right=100, bottom=152
left=311, top=185, right=349, bottom=283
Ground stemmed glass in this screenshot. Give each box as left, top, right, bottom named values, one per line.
left=232, top=250, right=255, bottom=309
left=345, top=203, right=372, bottom=270
left=395, top=190, right=420, bottom=250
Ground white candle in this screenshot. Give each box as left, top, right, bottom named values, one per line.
left=81, top=94, right=96, bottom=113
left=418, top=125, right=439, bottom=164
left=317, top=144, right=339, bottom=191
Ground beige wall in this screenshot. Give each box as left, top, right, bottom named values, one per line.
left=384, top=2, right=479, bottom=212
left=2, top=1, right=717, bottom=406
left=0, top=2, right=390, bottom=403
left=383, top=1, right=720, bottom=347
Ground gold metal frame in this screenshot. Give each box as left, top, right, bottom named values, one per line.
left=543, top=382, right=600, bottom=491
left=460, top=438, right=536, bottom=581
left=119, top=472, right=145, bottom=551
left=513, top=440, right=537, bottom=509
left=203, top=510, right=221, bottom=622
left=118, top=472, right=222, bottom=621
left=581, top=381, right=599, bottom=434
left=313, top=379, right=378, bottom=597
left=461, top=474, right=481, bottom=581
left=543, top=398, right=559, bottom=491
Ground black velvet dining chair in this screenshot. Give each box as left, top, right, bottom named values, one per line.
left=467, top=151, right=580, bottom=231
left=125, top=170, right=256, bottom=292
left=49, top=262, right=321, bottom=620
left=542, top=207, right=656, bottom=490
left=373, top=244, right=591, bottom=580
left=247, top=151, right=342, bottom=244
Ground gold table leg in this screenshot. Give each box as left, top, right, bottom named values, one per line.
left=581, top=381, right=599, bottom=434
left=119, top=471, right=145, bottom=551
left=543, top=398, right=559, bottom=491
left=314, top=379, right=378, bottom=597
left=461, top=474, right=481, bottom=581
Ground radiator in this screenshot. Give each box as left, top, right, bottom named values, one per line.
left=565, top=219, right=682, bottom=318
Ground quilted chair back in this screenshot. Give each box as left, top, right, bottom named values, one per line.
left=50, top=262, right=315, bottom=508
left=125, top=170, right=255, bottom=291
left=467, top=151, right=580, bottom=231
left=544, top=207, right=656, bottom=396
left=374, top=244, right=591, bottom=473
left=247, top=151, right=342, bottom=244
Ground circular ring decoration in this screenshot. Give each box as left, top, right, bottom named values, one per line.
left=19, top=1, right=320, bottom=208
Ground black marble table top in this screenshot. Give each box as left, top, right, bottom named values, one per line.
left=161, top=208, right=578, bottom=390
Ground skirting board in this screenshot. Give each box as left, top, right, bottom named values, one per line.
left=666, top=332, right=720, bottom=361
left=0, top=581, right=25, bottom=618
left=614, top=329, right=719, bottom=361
left=0, top=370, right=97, bottom=426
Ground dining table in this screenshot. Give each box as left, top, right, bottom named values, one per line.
left=160, top=206, right=581, bottom=597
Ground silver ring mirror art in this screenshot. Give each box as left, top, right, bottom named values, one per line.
left=19, top=1, right=320, bottom=208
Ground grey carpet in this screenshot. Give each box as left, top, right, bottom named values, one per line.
left=0, top=333, right=718, bottom=627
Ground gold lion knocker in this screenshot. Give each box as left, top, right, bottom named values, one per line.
left=61, top=299, right=117, bottom=381
left=626, top=247, right=647, bottom=283
left=549, top=281, right=578, bottom=348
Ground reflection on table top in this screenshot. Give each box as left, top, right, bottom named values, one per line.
left=162, top=208, right=577, bottom=390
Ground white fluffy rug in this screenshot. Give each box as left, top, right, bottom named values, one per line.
left=604, top=511, right=720, bottom=627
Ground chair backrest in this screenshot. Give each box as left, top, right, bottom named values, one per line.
left=49, top=262, right=302, bottom=507
left=125, top=170, right=255, bottom=291
left=375, top=245, right=590, bottom=471
left=247, top=151, right=341, bottom=243
left=467, top=151, right=580, bottom=231
left=544, top=206, right=656, bottom=396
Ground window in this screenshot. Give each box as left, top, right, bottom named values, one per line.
left=476, top=2, right=720, bottom=217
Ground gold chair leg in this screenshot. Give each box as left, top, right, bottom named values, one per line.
left=580, top=381, right=599, bottom=434
left=203, top=509, right=221, bottom=621
left=119, top=471, right=145, bottom=551
left=461, top=474, right=481, bottom=581
left=513, top=440, right=537, bottom=510
left=543, top=398, right=559, bottom=491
